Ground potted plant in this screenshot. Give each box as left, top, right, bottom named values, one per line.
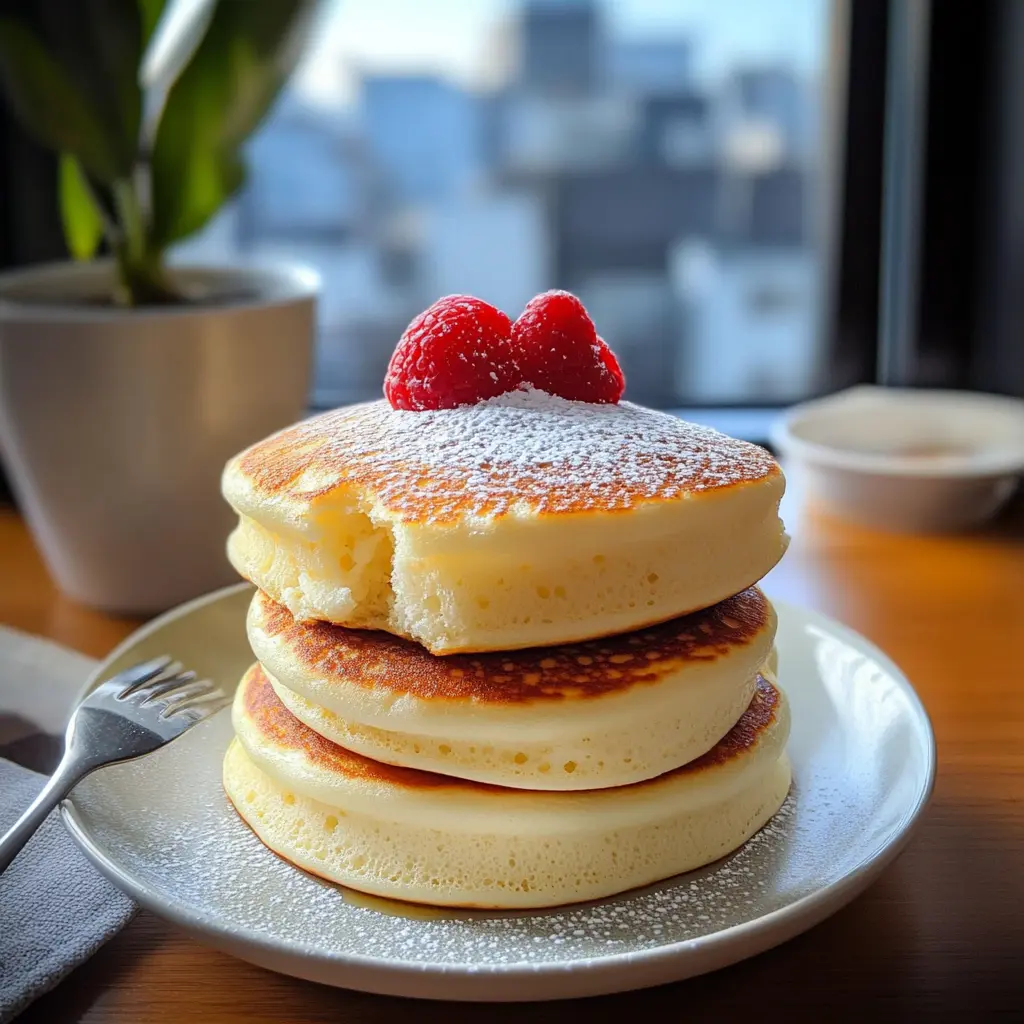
left=0, top=0, right=319, bottom=613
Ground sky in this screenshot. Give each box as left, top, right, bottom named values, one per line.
left=292, top=0, right=830, bottom=107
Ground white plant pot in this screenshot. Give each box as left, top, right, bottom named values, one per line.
left=0, top=261, right=317, bottom=613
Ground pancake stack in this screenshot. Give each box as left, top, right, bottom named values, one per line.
left=220, top=389, right=791, bottom=908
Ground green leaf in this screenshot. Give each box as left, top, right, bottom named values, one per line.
left=80, top=0, right=145, bottom=174
left=0, top=17, right=121, bottom=180
left=149, top=0, right=317, bottom=247
left=59, top=154, right=105, bottom=260
left=0, top=1, right=147, bottom=179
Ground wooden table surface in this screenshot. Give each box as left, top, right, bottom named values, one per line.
left=3, top=495, right=1023, bottom=1022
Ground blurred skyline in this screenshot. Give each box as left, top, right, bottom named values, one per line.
left=294, top=0, right=827, bottom=106
left=174, top=0, right=830, bottom=409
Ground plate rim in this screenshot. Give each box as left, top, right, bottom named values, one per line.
left=62, top=590, right=937, bottom=997
left=73, top=580, right=255, bottom=705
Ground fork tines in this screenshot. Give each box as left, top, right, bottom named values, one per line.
left=105, top=657, right=228, bottom=718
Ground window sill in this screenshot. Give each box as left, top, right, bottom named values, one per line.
left=665, top=407, right=782, bottom=447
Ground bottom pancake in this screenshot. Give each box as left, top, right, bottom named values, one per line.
left=223, top=666, right=792, bottom=909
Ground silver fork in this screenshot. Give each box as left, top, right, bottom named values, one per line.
left=0, top=656, right=229, bottom=874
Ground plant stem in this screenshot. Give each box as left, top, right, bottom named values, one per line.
left=111, top=178, right=180, bottom=306
left=113, top=179, right=146, bottom=268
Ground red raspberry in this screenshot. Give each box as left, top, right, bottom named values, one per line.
left=512, top=291, right=625, bottom=403
left=384, top=295, right=521, bottom=410
left=598, top=335, right=625, bottom=392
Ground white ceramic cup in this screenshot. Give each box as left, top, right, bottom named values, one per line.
left=772, top=386, right=1024, bottom=532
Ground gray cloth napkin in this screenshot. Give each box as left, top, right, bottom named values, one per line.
left=0, top=626, right=136, bottom=1023
left=0, top=760, right=136, bottom=1022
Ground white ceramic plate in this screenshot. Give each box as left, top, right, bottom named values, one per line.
left=62, top=583, right=935, bottom=1002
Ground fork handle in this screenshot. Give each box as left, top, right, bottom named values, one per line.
left=0, top=756, right=85, bottom=875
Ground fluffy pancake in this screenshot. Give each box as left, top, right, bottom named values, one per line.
left=222, top=390, right=787, bottom=654
left=248, top=586, right=776, bottom=789
left=224, top=666, right=791, bottom=908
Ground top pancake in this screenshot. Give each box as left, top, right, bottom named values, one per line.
left=222, top=390, right=787, bottom=653
left=225, top=391, right=780, bottom=525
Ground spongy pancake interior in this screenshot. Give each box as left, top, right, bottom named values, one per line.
left=248, top=587, right=777, bottom=789
left=223, top=392, right=787, bottom=653
left=223, top=667, right=792, bottom=908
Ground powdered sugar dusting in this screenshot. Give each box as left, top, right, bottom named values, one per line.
left=238, top=388, right=779, bottom=523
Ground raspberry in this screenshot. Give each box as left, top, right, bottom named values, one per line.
left=598, top=335, right=625, bottom=392
left=512, top=290, right=625, bottom=403
left=384, top=295, right=521, bottom=410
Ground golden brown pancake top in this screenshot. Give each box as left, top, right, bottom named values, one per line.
left=254, top=587, right=770, bottom=704
left=231, top=397, right=780, bottom=524
left=239, top=663, right=779, bottom=793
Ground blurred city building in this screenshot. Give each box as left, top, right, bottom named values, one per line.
left=175, top=0, right=824, bottom=409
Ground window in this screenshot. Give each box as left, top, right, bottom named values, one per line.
left=174, top=0, right=832, bottom=410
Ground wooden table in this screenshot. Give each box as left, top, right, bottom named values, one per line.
left=3, top=497, right=1023, bottom=1022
